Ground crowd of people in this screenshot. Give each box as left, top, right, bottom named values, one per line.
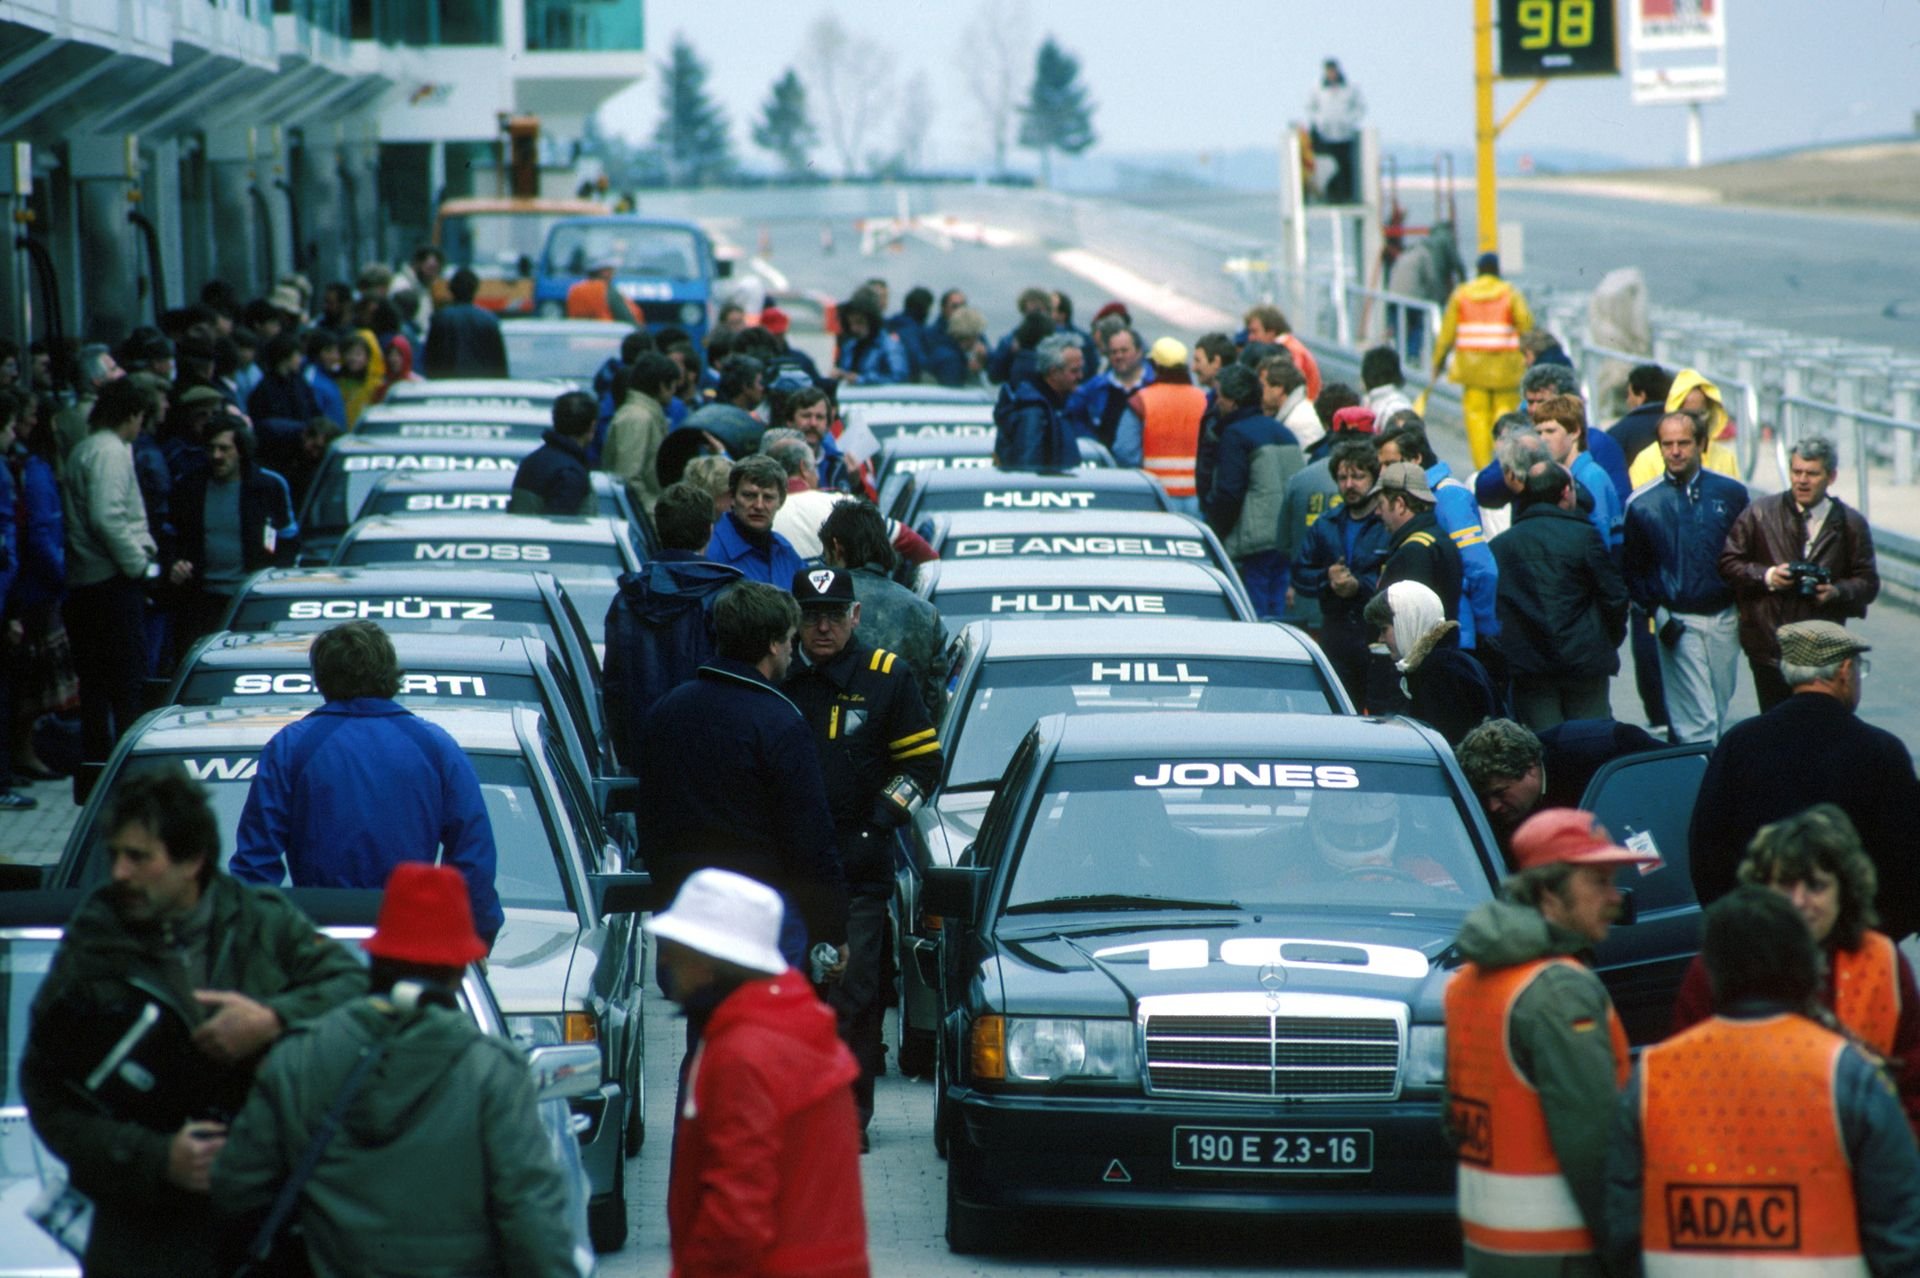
left=10, top=237, right=1920, bottom=1276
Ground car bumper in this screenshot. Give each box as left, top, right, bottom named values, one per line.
left=573, top=1083, right=625, bottom=1199
left=948, top=1088, right=1456, bottom=1218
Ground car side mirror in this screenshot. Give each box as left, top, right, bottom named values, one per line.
left=526, top=1042, right=601, bottom=1103
left=0, top=864, right=44, bottom=892
left=715, top=257, right=734, bottom=279
left=589, top=870, right=654, bottom=916
left=141, top=677, right=174, bottom=715
left=1614, top=886, right=1638, bottom=927
left=594, top=776, right=639, bottom=818
left=922, top=865, right=985, bottom=923
left=74, top=761, right=106, bottom=807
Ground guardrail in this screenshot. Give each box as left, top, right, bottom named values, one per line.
left=1776, top=394, right=1920, bottom=519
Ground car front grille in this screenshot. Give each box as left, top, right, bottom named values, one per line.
left=1141, top=1001, right=1403, bottom=1101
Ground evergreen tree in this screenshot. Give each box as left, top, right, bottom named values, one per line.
left=752, top=68, right=819, bottom=177
left=652, top=36, right=734, bottom=186
left=1017, top=37, right=1096, bottom=187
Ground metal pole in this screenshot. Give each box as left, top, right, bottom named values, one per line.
left=1474, top=0, right=1497, bottom=254
left=1685, top=103, right=1703, bottom=169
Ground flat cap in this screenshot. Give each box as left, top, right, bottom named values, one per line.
left=1375, top=460, right=1434, bottom=503
left=1777, top=619, right=1870, bottom=669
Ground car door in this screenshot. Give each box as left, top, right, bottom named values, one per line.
left=1583, top=744, right=1713, bottom=1046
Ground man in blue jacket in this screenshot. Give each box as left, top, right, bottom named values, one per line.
left=232, top=621, right=503, bottom=945
left=1292, top=439, right=1393, bottom=709
left=603, top=481, right=742, bottom=770
left=706, top=454, right=807, bottom=586
left=992, top=335, right=1081, bottom=470
left=636, top=580, right=846, bottom=966
left=1622, top=411, right=1750, bottom=744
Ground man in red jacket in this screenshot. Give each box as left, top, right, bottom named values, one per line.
left=654, top=869, right=870, bottom=1277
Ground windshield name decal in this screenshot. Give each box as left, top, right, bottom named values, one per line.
left=1092, top=662, right=1207, bottom=683
left=990, top=594, right=1167, bottom=614
left=341, top=456, right=515, bottom=472
left=953, top=535, right=1206, bottom=558
left=982, top=491, right=1095, bottom=509
left=1132, top=763, right=1361, bottom=789
left=285, top=598, right=497, bottom=621
left=231, top=673, right=492, bottom=696
left=183, top=757, right=259, bottom=782
left=394, top=424, right=517, bottom=439
left=402, top=494, right=511, bottom=512
left=412, top=543, right=552, bottom=562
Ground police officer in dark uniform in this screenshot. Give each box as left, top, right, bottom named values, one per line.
left=783, top=566, right=943, bottom=1148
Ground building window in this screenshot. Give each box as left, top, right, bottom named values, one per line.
left=524, top=0, right=643, bottom=52
left=377, top=0, right=500, bottom=45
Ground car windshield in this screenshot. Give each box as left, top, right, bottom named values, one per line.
left=0, top=934, right=57, bottom=1106
left=364, top=487, right=621, bottom=519
left=176, top=667, right=544, bottom=710
left=502, top=327, right=625, bottom=383
left=934, top=589, right=1237, bottom=631
left=304, top=452, right=524, bottom=536
left=77, top=753, right=570, bottom=911
left=943, top=529, right=1219, bottom=566
left=545, top=224, right=703, bottom=281
left=948, top=659, right=1337, bottom=789
left=1003, top=760, right=1492, bottom=917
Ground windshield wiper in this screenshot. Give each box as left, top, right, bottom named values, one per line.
left=1004, top=892, right=1243, bottom=915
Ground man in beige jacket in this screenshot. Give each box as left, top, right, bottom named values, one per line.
left=601, top=351, right=679, bottom=516
left=63, top=378, right=161, bottom=765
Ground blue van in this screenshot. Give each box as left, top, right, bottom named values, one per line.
left=533, top=214, right=724, bottom=339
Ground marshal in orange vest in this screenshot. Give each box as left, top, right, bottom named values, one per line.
left=1833, top=929, right=1901, bottom=1056
left=1640, top=1014, right=1865, bottom=1275
left=1127, top=382, right=1207, bottom=499
left=1445, top=956, right=1629, bottom=1260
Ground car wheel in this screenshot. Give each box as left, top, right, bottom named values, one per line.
left=944, top=1156, right=1001, bottom=1255
left=587, top=1155, right=628, bottom=1253
left=623, top=1029, right=647, bottom=1156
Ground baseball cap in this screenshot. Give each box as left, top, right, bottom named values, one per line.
left=648, top=868, right=788, bottom=975
left=267, top=285, right=307, bottom=317
left=791, top=566, right=856, bottom=610
left=1776, top=619, right=1869, bottom=669
left=1148, top=337, right=1189, bottom=367
left=177, top=385, right=226, bottom=408
left=1375, top=460, right=1435, bottom=503
left=361, top=863, right=489, bottom=967
left=1511, top=809, right=1660, bottom=872
left=760, top=306, right=791, bottom=336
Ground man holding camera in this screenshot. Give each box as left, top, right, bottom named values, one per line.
left=1719, top=436, right=1879, bottom=711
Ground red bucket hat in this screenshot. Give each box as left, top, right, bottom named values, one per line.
left=1331, top=405, right=1377, bottom=435
left=362, top=863, right=488, bottom=967
left=760, top=306, right=791, bottom=336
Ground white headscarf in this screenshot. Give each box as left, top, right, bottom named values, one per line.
left=1383, top=580, right=1446, bottom=672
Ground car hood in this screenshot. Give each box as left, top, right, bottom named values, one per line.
left=485, top=908, right=586, bottom=1016
left=0, top=1111, right=75, bottom=1277
left=989, top=912, right=1462, bottom=1021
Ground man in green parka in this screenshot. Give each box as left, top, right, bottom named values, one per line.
left=21, top=766, right=366, bottom=1277
left=213, top=861, right=580, bottom=1278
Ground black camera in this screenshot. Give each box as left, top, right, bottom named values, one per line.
left=1788, top=561, right=1832, bottom=598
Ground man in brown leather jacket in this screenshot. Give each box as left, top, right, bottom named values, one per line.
left=1718, top=436, right=1878, bottom=710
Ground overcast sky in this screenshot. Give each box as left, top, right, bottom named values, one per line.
left=599, top=0, right=1920, bottom=174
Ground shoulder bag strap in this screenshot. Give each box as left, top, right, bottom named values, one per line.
left=236, top=1037, right=390, bottom=1275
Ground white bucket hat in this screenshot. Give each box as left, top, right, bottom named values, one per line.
left=648, top=869, right=787, bottom=975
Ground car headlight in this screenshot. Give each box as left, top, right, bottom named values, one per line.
left=1406, top=1023, right=1446, bottom=1090
left=973, top=1015, right=1137, bottom=1085
left=680, top=302, right=703, bottom=325
left=508, top=1012, right=599, bottom=1052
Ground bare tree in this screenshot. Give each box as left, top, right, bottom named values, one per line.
left=960, top=0, right=1032, bottom=175
left=893, top=71, right=935, bottom=174
left=802, top=13, right=895, bottom=177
